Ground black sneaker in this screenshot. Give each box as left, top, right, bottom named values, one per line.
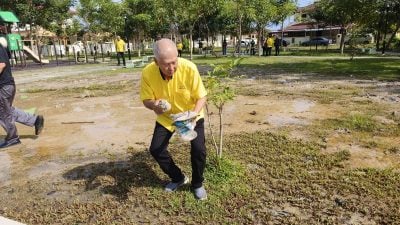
left=0, top=138, right=21, bottom=149
left=35, top=115, right=44, bottom=135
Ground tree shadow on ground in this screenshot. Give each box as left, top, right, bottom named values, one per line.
left=63, top=150, right=161, bottom=200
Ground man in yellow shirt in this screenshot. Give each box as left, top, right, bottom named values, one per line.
left=266, top=34, right=274, bottom=56
left=140, top=38, right=208, bottom=200
left=176, top=41, right=183, bottom=57
left=115, top=36, right=126, bottom=66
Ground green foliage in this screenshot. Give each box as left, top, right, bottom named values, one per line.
left=204, top=58, right=242, bottom=159
left=205, top=58, right=242, bottom=109
left=345, top=113, right=377, bottom=132
left=4, top=0, right=71, bottom=30
left=78, top=0, right=124, bottom=35
left=194, top=56, right=400, bottom=81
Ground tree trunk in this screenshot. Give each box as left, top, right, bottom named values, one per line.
left=376, top=30, right=381, bottom=50
left=205, top=104, right=219, bottom=156
left=258, top=28, right=262, bottom=57
left=340, top=26, right=345, bottom=55
left=385, top=23, right=400, bottom=50
left=189, top=28, right=193, bottom=60
left=218, top=106, right=223, bottom=158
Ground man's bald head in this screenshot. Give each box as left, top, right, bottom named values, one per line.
left=153, top=38, right=179, bottom=78
left=153, top=38, right=178, bottom=61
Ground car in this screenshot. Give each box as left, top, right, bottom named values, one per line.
left=282, top=39, right=290, bottom=47
left=344, top=34, right=373, bottom=45
left=240, top=40, right=249, bottom=47
left=301, top=37, right=329, bottom=46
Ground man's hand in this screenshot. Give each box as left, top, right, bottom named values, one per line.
left=143, top=99, right=166, bottom=115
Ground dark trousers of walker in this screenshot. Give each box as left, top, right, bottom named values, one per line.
left=149, top=118, right=206, bottom=189
left=116, top=52, right=126, bottom=66
left=275, top=46, right=280, bottom=56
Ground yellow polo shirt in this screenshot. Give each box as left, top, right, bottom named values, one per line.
left=140, top=58, right=207, bottom=131
left=115, top=39, right=125, bottom=52
left=267, top=37, right=274, bottom=48
left=177, top=43, right=183, bottom=50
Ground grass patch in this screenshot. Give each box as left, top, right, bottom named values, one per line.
left=194, top=57, right=400, bottom=81
left=22, top=80, right=134, bottom=97
left=2, top=131, right=400, bottom=224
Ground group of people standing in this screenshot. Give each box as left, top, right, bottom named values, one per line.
left=262, top=34, right=282, bottom=57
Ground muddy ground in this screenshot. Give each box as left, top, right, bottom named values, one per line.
left=0, top=61, right=399, bottom=224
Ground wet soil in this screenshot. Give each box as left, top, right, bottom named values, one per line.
left=1, top=63, right=399, bottom=224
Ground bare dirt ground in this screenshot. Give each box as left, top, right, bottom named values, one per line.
left=0, top=62, right=399, bottom=224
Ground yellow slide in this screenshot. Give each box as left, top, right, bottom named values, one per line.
left=23, top=46, right=49, bottom=64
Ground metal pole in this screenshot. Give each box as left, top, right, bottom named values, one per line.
left=124, top=16, right=131, bottom=60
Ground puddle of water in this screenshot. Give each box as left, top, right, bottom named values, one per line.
left=293, top=100, right=315, bottom=113
left=28, top=161, right=66, bottom=179
left=267, top=115, right=308, bottom=126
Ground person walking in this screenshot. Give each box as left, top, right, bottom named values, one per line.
left=0, top=38, right=44, bottom=149
left=115, top=36, right=126, bottom=67
left=140, top=38, right=208, bottom=200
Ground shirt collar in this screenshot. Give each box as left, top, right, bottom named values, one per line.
left=159, top=68, right=173, bottom=80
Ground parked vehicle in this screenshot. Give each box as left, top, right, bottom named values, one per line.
left=282, top=39, right=289, bottom=47
left=344, top=34, right=373, bottom=45
left=301, top=37, right=329, bottom=46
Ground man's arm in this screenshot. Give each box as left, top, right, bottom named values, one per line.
left=193, top=96, right=207, bottom=115
left=0, top=62, right=5, bottom=74
left=143, top=99, right=164, bottom=115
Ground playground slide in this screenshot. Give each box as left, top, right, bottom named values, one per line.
left=23, top=46, right=49, bottom=64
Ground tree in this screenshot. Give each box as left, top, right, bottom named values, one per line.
left=78, top=0, right=123, bottom=36
left=313, top=0, right=366, bottom=54
left=166, top=0, right=222, bottom=60
left=274, top=0, right=296, bottom=45
left=248, top=0, right=277, bottom=56
left=2, top=0, right=72, bottom=34
left=204, top=58, right=242, bottom=159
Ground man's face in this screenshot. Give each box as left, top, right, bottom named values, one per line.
left=156, top=54, right=178, bottom=78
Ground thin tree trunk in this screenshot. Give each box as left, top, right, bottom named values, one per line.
left=189, top=28, right=193, bottom=60
left=205, top=104, right=219, bottom=156
left=340, top=26, right=345, bottom=55
left=385, top=23, right=400, bottom=50
left=218, top=106, right=223, bottom=158
left=258, top=28, right=262, bottom=57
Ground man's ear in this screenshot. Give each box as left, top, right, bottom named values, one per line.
left=154, top=58, right=159, bottom=66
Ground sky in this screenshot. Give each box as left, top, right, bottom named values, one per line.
left=267, top=0, right=315, bottom=30
left=297, top=0, right=315, bottom=7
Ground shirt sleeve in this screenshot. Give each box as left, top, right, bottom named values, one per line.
left=140, top=72, right=155, bottom=101
left=191, top=66, right=207, bottom=100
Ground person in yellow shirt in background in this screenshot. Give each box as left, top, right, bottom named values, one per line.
left=140, top=38, right=208, bottom=200
left=266, top=34, right=274, bottom=56
left=176, top=41, right=183, bottom=57
left=115, top=36, right=126, bottom=67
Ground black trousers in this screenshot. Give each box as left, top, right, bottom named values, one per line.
left=275, top=46, right=280, bottom=56
left=149, top=118, right=206, bottom=188
left=117, top=52, right=126, bottom=66
left=266, top=47, right=272, bottom=56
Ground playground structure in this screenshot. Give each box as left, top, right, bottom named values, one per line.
left=0, top=10, right=157, bottom=68
left=0, top=11, right=49, bottom=66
